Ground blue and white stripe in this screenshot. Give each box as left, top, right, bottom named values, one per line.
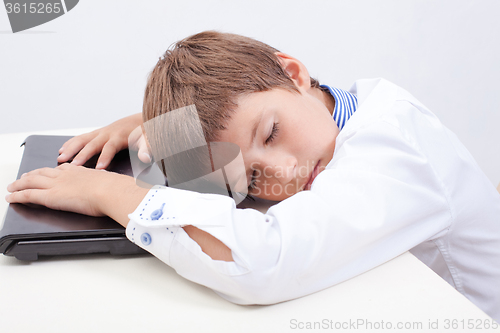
left=321, top=85, right=358, bottom=131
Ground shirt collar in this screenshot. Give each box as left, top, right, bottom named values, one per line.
left=320, top=85, right=358, bottom=131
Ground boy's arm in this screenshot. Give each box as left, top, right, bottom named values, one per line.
left=6, top=163, right=147, bottom=219
left=182, top=226, right=233, bottom=261
left=5, top=164, right=232, bottom=262
left=99, top=185, right=233, bottom=262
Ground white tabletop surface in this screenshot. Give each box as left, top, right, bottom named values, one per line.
left=0, top=129, right=498, bottom=333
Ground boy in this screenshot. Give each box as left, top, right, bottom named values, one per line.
left=5, top=31, right=500, bottom=321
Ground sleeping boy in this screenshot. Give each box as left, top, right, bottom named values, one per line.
left=6, top=31, right=500, bottom=321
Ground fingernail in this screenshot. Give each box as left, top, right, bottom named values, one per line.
left=21, top=173, right=27, bottom=178
left=5, top=194, right=10, bottom=202
left=59, top=147, right=64, bottom=153
left=141, top=152, right=151, bottom=162
left=96, top=163, right=105, bottom=169
left=71, top=159, right=80, bottom=165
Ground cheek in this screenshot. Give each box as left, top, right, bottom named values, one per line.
left=316, top=116, right=339, bottom=151
left=298, top=120, right=338, bottom=157
left=326, top=126, right=339, bottom=151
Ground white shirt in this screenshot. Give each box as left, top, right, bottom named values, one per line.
left=126, top=78, right=500, bottom=321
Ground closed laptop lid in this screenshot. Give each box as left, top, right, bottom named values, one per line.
left=0, top=135, right=149, bottom=260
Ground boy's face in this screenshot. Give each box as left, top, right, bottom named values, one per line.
left=218, top=87, right=339, bottom=201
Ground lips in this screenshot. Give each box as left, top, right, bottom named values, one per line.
left=304, top=161, right=320, bottom=191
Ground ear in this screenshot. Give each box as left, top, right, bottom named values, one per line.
left=275, top=52, right=312, bottom=92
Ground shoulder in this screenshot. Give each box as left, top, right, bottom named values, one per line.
left=337, top=78, right=444, bottom=150
left=348, top=78, right=431, bottom=119
left=327, top=78, right=451, bottom=187
left=348, top=78, right=434, bottom=119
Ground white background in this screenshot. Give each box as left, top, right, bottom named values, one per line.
left=0, top=0, right=499, bottom=185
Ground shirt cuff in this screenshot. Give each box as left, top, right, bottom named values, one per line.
left=126, top=185, right=239, bottom=265
left=126, top=218, right=180, bottom=265
left=127, top=185, right=235, bottom=228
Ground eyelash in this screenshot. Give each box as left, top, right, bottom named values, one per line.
left=248, top=122, right=280, bottom=191
left=265, top=122, right=279, bottom=145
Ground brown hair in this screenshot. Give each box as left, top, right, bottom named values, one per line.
left=142, top=30, right=320, bottom=146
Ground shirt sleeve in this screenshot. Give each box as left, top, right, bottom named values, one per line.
left=126, top=118, right=452, bottom=305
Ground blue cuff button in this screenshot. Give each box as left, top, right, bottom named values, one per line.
left=141, top=233, right=152, bottom=246
left=150, top=203, right=166, bottom=221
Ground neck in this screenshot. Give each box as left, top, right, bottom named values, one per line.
left=310, top=87, right=335, bottom=116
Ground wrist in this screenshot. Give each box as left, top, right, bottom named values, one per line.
left=98, top=173, right=150, bottom=228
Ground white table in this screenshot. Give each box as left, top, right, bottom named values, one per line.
left=0, top=129, right=498, bottom=333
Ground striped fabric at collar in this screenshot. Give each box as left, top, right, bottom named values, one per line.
left=320, top=85, right=358, bottom=131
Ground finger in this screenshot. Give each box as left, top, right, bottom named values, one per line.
left=7, top=174, right=54, bottom=193
left=70, top=136, right=108, bottom=166
left=95, top=141, right=120, bottom=169
left=127, top=126, right=143, bottom=149
left=59, top=137, right=75, bottom=153
left=58, top=143, right=86, bottom=163
left=58, top=133, right=97, bottom=163
left=138, top=136, right=152, bottom=163
left=57, top=137, right=93, bottom=163
left=59, top=135, right=84, bottom=153
left=6, top=188, right=47, bottom=206
left=138, top=151, right=152, bottom=164
left=56, top=162, right=78, bottom=170
left=58, top=136, right=79, bottom=153
left=22, top=167, right=60, bottom=179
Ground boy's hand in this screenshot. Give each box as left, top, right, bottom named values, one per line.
left=57, top=113, right=151, bottom=170
left=5, top=164, right=149, bottom=227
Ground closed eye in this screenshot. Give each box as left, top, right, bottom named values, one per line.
left=248, top=122, right=279, bottom=192
left=265, top=122, right=279, bottom=145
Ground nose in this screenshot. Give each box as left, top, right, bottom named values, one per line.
left=261, top=151, right=297, bottom=185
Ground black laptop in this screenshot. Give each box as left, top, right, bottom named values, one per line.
left=0, top=135, right=275, bottom=261
left=0, top=135, right=154, bottom=260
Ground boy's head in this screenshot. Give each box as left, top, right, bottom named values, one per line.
left=143, top=31, right=339, bottom=201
